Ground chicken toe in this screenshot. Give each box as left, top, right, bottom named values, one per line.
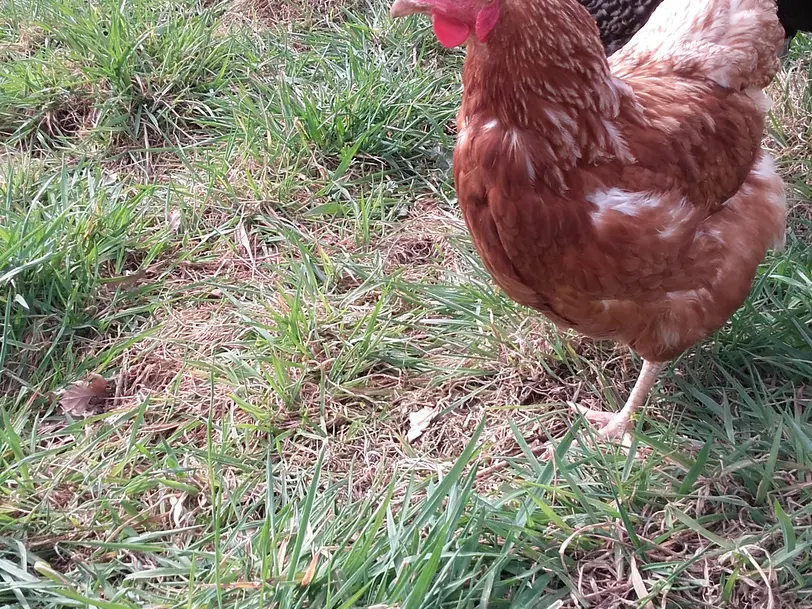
left=567, top=405, right=632, bottom=446
left=597, top=410, right=636, bottom=440
left=568, top=403, right=615, bottom=427
left=540, top=360, right=667, bottom=460
left=571, top=360, right=667, bottom=442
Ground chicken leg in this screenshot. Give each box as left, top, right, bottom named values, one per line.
left=572, top=359, right=666, bottom=440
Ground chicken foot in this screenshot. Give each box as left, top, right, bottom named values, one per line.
left=571, top=359, right=667, bottom=440
left=471, top=358, right=671, bottom=472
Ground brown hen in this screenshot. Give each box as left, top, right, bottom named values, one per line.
left=390, top=0, right=787, bottom=441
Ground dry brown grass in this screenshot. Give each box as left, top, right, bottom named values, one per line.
left=0, top=23, right=46, bottom=59
left=379, top=197, right=462, bottom=281
left=767, top=57, right=812, bottom=243
left=112, top=301, right=247, bottom=408
left=218, top=0, right=360, bottom=31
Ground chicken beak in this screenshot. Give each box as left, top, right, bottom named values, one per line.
left=390, top=0, right=428, bottom=18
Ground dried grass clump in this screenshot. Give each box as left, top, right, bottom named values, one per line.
left=218, top=0, right=360, bottom=31
left=766, top=58, right=812, bottom=243
left=380, top=199, right=462, bottom=280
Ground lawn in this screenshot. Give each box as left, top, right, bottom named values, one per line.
left=1, top=0, right=811, bottom=606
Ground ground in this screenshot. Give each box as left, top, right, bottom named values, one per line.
left=1, top=0, right=811, bottom=607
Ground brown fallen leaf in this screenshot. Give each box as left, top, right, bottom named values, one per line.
left=301, top=553, right=319, bottom=587
left=59, top=374, right=109, bottom=417
left=277, top=537, right=289, bottom=571
left=407, top=406, right=438, bottom=443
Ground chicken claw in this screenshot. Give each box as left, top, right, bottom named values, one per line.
left=569, top=404, right=633, bottom=441
left=540, top=360, right=667, bottom=460
left=572, top=360, right=666, bottom=441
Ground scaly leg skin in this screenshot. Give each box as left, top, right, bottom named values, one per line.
left=571, top=359, right=667, bottom=440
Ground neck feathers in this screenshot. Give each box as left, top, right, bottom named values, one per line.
left=459, top=0, right=641, bottom=186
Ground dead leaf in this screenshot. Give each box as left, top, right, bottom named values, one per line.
left=629, top=555, right=655, bottom=609
left=407, top=406, right=438, bottom=443
left=236, top=222, right=255, bottom=265
left=60, top=374, right=108, bottom=417
left=277, top=537, right=289, bottom=570
left=169, top=494, right=186, bottom=527
left=168, top=208, right=182, bottom=232
left=201, top=581, right=268, bottom=590
left=300, top=553, right=319, bottom=586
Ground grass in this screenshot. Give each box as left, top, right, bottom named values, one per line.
left=1, top=0, right=811, bottom=606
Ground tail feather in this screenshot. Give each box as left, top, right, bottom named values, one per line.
left=610, top=0, right=784, bottom=92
